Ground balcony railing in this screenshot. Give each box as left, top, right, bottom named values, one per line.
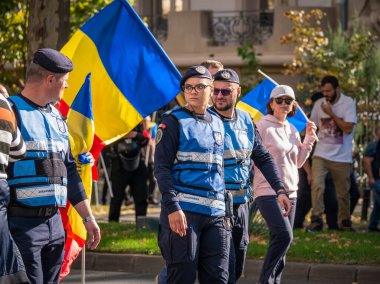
left=141, top=10, right=274, bottom=46
left=211, top=10, right=274, bottom=46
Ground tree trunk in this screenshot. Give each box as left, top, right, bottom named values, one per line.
left=27, top=0, right=70, bottom=63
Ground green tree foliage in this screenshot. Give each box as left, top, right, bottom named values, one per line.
left=0, top=0, right=28, bottom=91
left=0, top=0, right=135, bottom=93
left=280, top=9, right=380, bottom=161
left=280, top=9, right=380, bottom=102
left=237, top=42, right=261, bottom=96
left=70, top=0, right=135, bottom=33
left=70, top=0, right=113, bottom=34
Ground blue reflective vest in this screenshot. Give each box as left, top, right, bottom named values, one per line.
left=7, top=96, right=69, bottom=207
left=223, top=109, right=254, bottom=204
left=169, top=107, right=225, bottom=216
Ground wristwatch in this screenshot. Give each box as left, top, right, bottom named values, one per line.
left=82, top=215, right=96, bottom=224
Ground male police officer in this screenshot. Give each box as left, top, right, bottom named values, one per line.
left=210, top=69, right=291, bottom=283
left=155, top=66, right=229, bottom=283
left=6, top=48, right=100, bottom=284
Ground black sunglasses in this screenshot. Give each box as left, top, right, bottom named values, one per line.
left=213, top=87, right=235, bottom=96
left=274, top=97, right=293, bottom=105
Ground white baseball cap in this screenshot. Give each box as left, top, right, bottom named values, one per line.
left=270, top=85, right=295, bottom=100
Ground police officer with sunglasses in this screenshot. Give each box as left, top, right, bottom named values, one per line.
left=210, top=69, right=292, bottom=283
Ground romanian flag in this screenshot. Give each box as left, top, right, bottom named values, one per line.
left=59, top=0, right=181, bottom=157
left=58, top=0, right=182, bottom=278
left=237, top=79, right=308, bottom=132
left=59, top=74, right=94, bottom=280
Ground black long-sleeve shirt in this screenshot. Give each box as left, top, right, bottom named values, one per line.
left=154, top=107, right=285, bottom=214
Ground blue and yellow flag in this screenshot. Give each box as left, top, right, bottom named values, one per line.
left=60, top=0, right=182, bottom=149
left=237, top=79, right=308, bottom=132
left=59, top=74, right=94, bottom=280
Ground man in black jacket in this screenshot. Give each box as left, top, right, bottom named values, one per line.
left=108, top=123, right=149, bottom=222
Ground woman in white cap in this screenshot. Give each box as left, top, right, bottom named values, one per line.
left=253, top=85, right=317, bottom=284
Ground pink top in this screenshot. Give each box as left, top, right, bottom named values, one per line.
left=253, top=115, right=316, bottom=198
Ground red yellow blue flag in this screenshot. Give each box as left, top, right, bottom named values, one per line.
left=59, top=73, right=94, bottom=280
left=59, top=0, right=182, bottom=156
left=237, top=79, right=308, bottom=132
left=58, top=0, right=182, bottom=278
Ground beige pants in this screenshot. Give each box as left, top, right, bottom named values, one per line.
left=311, top=156, right=351, bottom=224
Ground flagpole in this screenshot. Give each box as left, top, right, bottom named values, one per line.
left=257, top=69, right=318, bottom=141
left=81, top=246, right=85, bottom=284
left=99, top=153, right=113, bottom=198
left=258, top=69, right=279, bottom=86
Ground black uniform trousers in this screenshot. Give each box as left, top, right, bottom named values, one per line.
left=108, top=159, right=148, bottom=222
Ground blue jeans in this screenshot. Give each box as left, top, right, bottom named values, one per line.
left=369, top=180, right=380, bottom=230
left=255, top=196, right=296, bottom=284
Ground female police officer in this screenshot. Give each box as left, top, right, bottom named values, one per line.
left=154, top=66, right=229, bottom=283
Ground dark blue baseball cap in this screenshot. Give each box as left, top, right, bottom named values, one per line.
left=180, top=66, right=213, bottom=88
left=214, top=68, right=240, bottom=84
left=33, top=48, right=73, bottom=73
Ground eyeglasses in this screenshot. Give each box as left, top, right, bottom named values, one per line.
left=274, top=97, right=293, bottom=105
left=213, top=87, right=236, bottom=96
left=182, top=83, right=211, bottom=93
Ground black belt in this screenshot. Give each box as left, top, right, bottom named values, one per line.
left=8, top=206, right=58, bottom=218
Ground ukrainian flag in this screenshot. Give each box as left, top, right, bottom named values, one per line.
left=237, top=79, right=308, bottom=132
left=59, top=0, right=181, bottom=152
left=59, top=74, right=94, bottom=280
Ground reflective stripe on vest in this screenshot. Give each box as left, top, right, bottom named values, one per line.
left=223, top=109, right=254, bottom=204
left=8, top=96, right=69, bottom=207
left=167, top=107, right=225, bottom=216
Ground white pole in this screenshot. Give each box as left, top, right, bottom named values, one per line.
left=81, top=246, right=85, bottom=284
left=258, top=69, right=279, bottom=86
left=99, top=153, right=113, bottom=198
left=257, top=69, right=318, bottom=140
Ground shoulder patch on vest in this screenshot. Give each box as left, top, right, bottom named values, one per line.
left=213, top=131, right=223, bottom=146
left=56, top=117, right=67, bottom=133
left=156, top=128, right=163, bottom=145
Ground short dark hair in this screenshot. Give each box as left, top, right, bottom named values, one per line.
left=321, top=75, right=339, bottom=88
left=26, top=62, right=51, bottom=82
left=266, top=99, right=297, bottom=118
left=200, top=60, right=224, bottom=70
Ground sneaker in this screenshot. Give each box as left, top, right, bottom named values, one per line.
left=305, top=215, right=323, bottom=232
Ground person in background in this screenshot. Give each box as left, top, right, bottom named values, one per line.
left=7, top=48, right=100, bottom=284
left=142, top=116, right=159, bottom=205
left=0, top=84, right=9, bottom=98
left=210, top=69, right=291, bottom=283
left=254, top=85, right=316, bottom=284
left=200, top=59, right=224, bottom=77
left=0, top=85, right=29, bottom=283
left=108, top=123, right=149, bottom=222
left=363, top=127, right=380, bottom=232
left=306, top=75, right=357, bottom=232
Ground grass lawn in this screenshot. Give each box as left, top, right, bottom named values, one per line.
left=95, top=222, right=380, bottom=265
